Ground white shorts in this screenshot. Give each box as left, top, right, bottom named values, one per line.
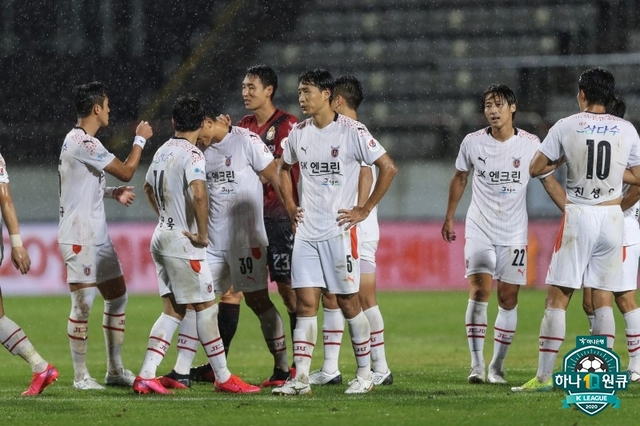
left=464, top=237, right=527, bottom=285
left=621, top=243, right=640, bottom=292
left=546, top=204, right=623, bottom=291
left=60, top=240, right=123, bottom=284
left=291, top=229, right=360, bottom=295
left=152, top=253, right=215, bottom=304
left=207, top=246, right=269, bottom=294
left=360, top=240, right=378, bottom=274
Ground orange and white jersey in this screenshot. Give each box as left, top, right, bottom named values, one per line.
left=456, top=127, right=540, bottom=245
left=357, top=163, right=379, bottom=243
left=145, top=137, right=207, bottom=260
left=205, top=126, right=274, bottom=250
left=540, top=112, right=640, bottom=205
left=283, top=114, right=386, bottom=241
left=58, top=127, right=116, bottom=245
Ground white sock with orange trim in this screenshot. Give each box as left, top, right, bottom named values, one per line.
left=68, top=287, right=97, bottom=381
left=139, top=313, right=180, bottom=379
left=174, top=308, right=199, bottom=375
left=0, top=315, right=47, bottom=373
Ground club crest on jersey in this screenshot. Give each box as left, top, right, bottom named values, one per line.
left=206, top=283, right=212, bottom=293
left=266, top=126, right=276, bottom=141
left=331, top=146, right=339, bottom=158
left=225, top=155, right=232, bottom=167
left=513, top=157, right=521, bottom=168
left=83, top=264, right=91, bottom=276
left=367, top=138, right=381, bottom=152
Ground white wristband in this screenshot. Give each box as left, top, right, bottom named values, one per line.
left=133, top=136, right=146, bottom=149
left=104, top=187, right=115, bottom=199
left=10, top=234, right=22, bottom=248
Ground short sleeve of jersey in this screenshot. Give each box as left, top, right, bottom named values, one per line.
left=184, top=147, right=206, bottom=184
left=454, top=137, right=471, bottom=172
left=282, top=134, right=297, bottom=165
left=273, top=116, right=298, bottom=158
left=354, top=125, right=386, bottom=166
left=245, top=133, right=275, bottom=172
left=0, top=154, right=9, bottom=184
left=627, top=128, right=640, bottom=168
left=539, top=122, right=564, bottom=162
left=74, top=137, right=116, bottom=172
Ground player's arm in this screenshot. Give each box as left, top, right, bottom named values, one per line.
left=539, top=173, right=566, bottom=212
left=104, top=186, right=136, bottom=207
left=259, top=161, right=282, bottom=203
left=624, top=166, right=640, bottom=186
left=103, top=121, right=153, bottom=182
left=530, top=150, right=559, bottom=177
left=277, top=157, right=303, bottom=228
left=182, top=179, right=209, bottom=248
left=143, top=181, right=160, bottom=216
left=357, top=165, right=374, bottom=207
left=337, top=153, right=397, bottom=229
left=622, top=184, right=640, bottom=211
left=0, top=182, right=30, bottom=274
left=441, top=169, right=469, bottom=243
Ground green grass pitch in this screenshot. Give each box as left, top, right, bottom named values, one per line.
left=1, top=289, right=638, bottom=425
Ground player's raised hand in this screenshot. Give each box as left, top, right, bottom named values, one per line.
left=182, top=230, right=208, bottom=248
left=11, top=246, right=30, bottom=274
left=337, top=206, right=368, bottom=230
left=216, top=114, right=232, bottom=126
left=441, top=219, right=456, bottom=242
left=136, top=120, right=153, bottom=140
left=113, top=186, right=135, bottom=207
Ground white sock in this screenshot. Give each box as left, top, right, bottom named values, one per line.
left=593, top=307, right=615, bottom=349
left=624, top=308, right=640, bottom=372
left=257, top=306, right=288, bottom=371
left=139, top=313, right=180, bottom=379
left=321, top=308, right=344, bottom=374
left=0, top=315, right=47, bottom=373
left=587, top=314, right=595, bottom=335
left=537, top=308, right=565, bottom=382
left=292, top=316, right=317, bottom=383
left=68, top=287, right=97, bottom=381
left=347, top=311, right=371, bottom=380
left=197, top=304, right=231, bottom=384
left=465, top=299, right=488, bottom=369
left=489, top=305, right=517, bottom=374
left=364, top=305, right=389, bottom=374
left=174, top=308, right=199, bottom=375
left=103, top=293, right=127, bottom=374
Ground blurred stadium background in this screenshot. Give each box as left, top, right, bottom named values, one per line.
left=0, top=0, right=637, bottom=292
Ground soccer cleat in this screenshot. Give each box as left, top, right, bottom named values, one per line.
left=510, top=377, right=553, bottom=392
left=190, top=363, right=215, bottom=383
left=260, top=367, right=291, bottom=387
left=272, top=379, right=312, bottom=396
left=467, top=365, right=486, bottom=384
left=21, top=364, right=59, bottom=396
left=308, top=369, right=343, bottom=385
left=73, top=376, right=105, bottom=390
left=487, top=369, right=507, bottom=384
left=105, top=368, right=136, bottom=387
left=214, top=375, right=261, bottom=394
left=133, top=376, right=173, bottom=395
left=158, top=370, right=190, bottom=389
left=372, top=370, right=394, bottom=386
left=345, top=376, right=374, bottom=394
left=629, top=371, right=640, bottom=382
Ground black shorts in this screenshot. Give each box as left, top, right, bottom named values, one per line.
left=265, top=220, right=294, bottom=283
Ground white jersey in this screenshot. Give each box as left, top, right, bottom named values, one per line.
left=58, top=127, right=116, bottom=245
left=283, top=114, right=386, bottom=241
left=623, top=184, right=640, bottom=246
left=456, top=127, right=541, bottom=245
left=540, top=112, right=640, bottom=205
left=357, top=164, right=379, bottom=243
left=145, top=137, right=207, bottom=260
left=205, top=126, right=274, bottom=250
left=0, top=154, right=9, bottom=247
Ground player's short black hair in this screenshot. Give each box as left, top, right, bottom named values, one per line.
left=298, top=69, right=334, bottom=95
left=607, top=94, right=626, bottom=119
left=173, top=95, right=205, bottom=132
left=481, top=84, right=517, bottom=119
left=578, top=68, right=615, bottom=106
left=246, top=64, right=278, bottom=99
left=334, top=75, right=364, bottom=111
left=73, top=81, right=108, bottom=118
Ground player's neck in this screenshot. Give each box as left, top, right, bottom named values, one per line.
left=76, top=118, right=101, bottom=137
left=490, top=125, right=515, bottom=142
left=311, top=107, right=336, bottom=129
left=253, top=103, right=276, bottom=126
left=174, top=130, right=199, bottom=145
left=583, top=104, right=607, bottom=114
left=211, top=123, right=231, bottom=143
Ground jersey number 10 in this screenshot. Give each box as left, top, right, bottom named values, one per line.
left=585, top=139, right=611, bottom=180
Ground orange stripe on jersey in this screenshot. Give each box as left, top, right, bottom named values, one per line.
left=623, top=245, right=627, bottom=262
left=350, top=227, right=359, bottom=259
left=553, top=212, right=566, bottom=253
left=190, top=259, right=201, bottom=273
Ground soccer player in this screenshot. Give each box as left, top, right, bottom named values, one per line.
left=191, top=65, right=299, bottom=386
left=579, top=96, right=640, bottom=381
left=0, top=153, right=59, bottom=396
left=134, top=95, right=259, bottom=395
left=272, top=69, right=397, bottom=396
left=162, top=109, right=291, bottom=388
left=442, top=84, right=564, bottom=384
left=58, top=81, right=152, bottom=390
left=309, top=75, right=392, bottom=386
left=512, top=68, right=640, bottom=392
